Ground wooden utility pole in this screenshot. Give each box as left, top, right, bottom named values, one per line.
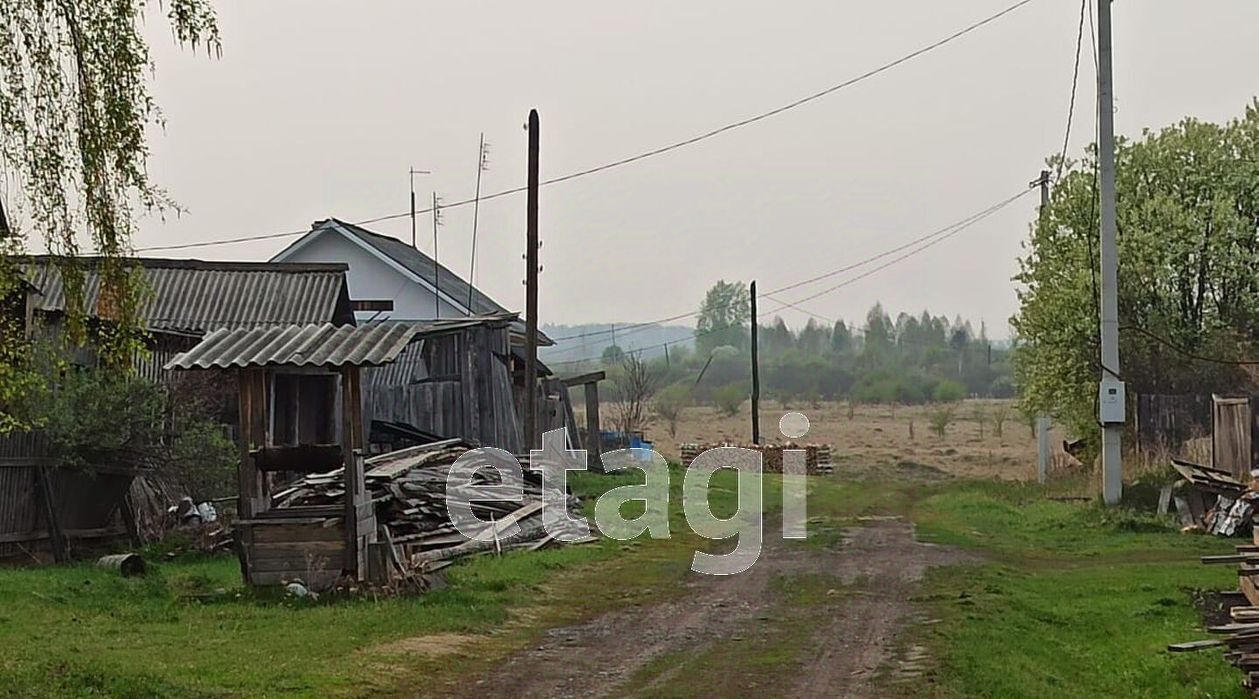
left=750, top=281, right=761, bottom=445
left=1098, top=0, right=1123, bottom=505
left=524, top=109, right=541, bottom=450
left=432, top=192, right=441, bottom=318
left=408, top=167, right=430, bottom=249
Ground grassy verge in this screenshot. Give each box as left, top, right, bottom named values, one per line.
left=0, top=466, right=777, bottom=698
left=901, top=479, right=1246, bottom=698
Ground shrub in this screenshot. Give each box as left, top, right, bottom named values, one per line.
left=933, top=379, right=966, bottom=403
left=928, top=405, right=957, bottom=437
left=652, top=383, right=689, bottom=438
left=713, top=383, right=746, bottom=417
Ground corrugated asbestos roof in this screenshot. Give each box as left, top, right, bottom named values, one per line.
left=164, top=323, right=420, bottom=370
left=22, top=257, right=353, bottom=334
left=165, top=314, right=520, bottom=370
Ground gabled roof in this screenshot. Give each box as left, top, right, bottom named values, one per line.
left=21, top=257, right=355, bottom=334
left=277, top=218, right=508, bottom=316
left=273, top=218, right=553, bottom=345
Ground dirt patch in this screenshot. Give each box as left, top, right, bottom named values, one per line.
left=441, top=517, right=974, bottom=698
left=1188, top=588, right=1242, bottom=629
left=789, top=521, right=975, bottom=698
left=369, top=633, right=479, bottom=659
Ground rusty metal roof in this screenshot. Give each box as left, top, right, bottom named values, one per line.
left=22, top=257, right=354, bottom=334
left=165, top=314, right=519, bottom=370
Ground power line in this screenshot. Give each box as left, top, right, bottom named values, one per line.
left=1122, top=325, right=1259, bottom=366
left=548, top=187, right=1035, bottom=349
left=134, top=0, right=1041, bottom=255
left=549, top=188, right=1034, bottom=366
left=1055, top=0, right=1088, bottom=180
left=773, top=188, right=1034, bottom=308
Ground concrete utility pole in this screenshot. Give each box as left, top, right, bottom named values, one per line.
left=1033, top=169, right=1051, bottom=485
left=1097, top=0, right=1124, bottom=505
left=750, top=281, right=761, bottom=445
left=524, top=109, right=541, bottom=451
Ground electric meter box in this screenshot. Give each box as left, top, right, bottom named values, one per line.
left=1098, top=378, right=1126, bottom=425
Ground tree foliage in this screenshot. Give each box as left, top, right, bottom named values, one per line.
left=1013, top=102, right=1259, bottom=446
left=0, top=0, right=220, bottom=421
left=695, top=280, right=750, bottom=356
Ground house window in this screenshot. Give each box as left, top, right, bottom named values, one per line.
left=271, top=373, right=337, bottom=446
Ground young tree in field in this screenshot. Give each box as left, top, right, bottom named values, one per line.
left=1013, top=104, right=1259, bottom=449
left=695, top=280, right=750, bottom=356
left=652, top=383, right=689, bottom=439
left=0, top=1, right=220, bottom=429
left=991, top=403, right=1011, bottom=439
left=611, top=354, right=661, bottom=436
left=928, top=405, right=956, bottom=438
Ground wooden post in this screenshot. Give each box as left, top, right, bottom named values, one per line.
left=236, top=368, right=267, bottom=519
left=341, top=366, right=370, bottom=579
left=523, top=108, right=541, bottom=451
left=750, top=281, right=761, bottom=445
left=34, top=464, right=67, bottom=562
left=585, top=380, right=602, bottom=470
left=1036, top=416, right=1051, bottom=484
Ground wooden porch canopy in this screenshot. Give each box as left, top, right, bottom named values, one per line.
left=165, top=322, right=427, bottom=587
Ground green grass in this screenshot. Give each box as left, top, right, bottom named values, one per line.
left=898, top=478, right=1246, bottom=699
left=0, top=466, right=1247, bottom=698
left=0, top=465, right=779, bottom=698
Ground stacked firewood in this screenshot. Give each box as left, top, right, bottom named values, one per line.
left=679, top=442, right=833, bottom=475
left=273, top=439, right=590, bottom=572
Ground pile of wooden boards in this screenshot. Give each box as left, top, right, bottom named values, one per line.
left=1172, top=546, right=1259, bottom=694
left=679, top=442, right=833, bottom=475
left=272, top=439, right=589, bottom=574
left=1168, top=458, right=1255, bottom=536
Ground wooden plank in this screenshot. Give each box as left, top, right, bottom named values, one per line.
left=247, top=522, right=344, bottom=544
left=560, top=370, right=606, bottom=387
left=1168, top=639, right=1226, bottom=652
left=1204, top=555, right=1259, bottom=565
left=248, top=555, right=345, bottom=574
left=249, top=540, right=345, bottom=556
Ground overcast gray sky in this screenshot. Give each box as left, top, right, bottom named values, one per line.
left=130, top=0, right=1259, bottom=339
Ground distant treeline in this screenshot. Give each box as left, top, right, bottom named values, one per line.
left=566, top=298, right=1013, bottom=410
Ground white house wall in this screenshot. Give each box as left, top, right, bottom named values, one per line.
left=278, top=233, right=465, bottom=321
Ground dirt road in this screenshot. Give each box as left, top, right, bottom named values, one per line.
left=451, top=517, right=973, bottom=698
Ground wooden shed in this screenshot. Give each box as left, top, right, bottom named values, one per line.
left=165, top=322, right=429, bottom=588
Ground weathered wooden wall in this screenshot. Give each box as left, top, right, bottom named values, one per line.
left=362, top=324, right=524, bottom=453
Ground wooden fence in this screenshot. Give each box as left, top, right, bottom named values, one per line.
left=0, top=431, right=136, bottom=561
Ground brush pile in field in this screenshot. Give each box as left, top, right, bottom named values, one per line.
left=273, top=439, right=589, bottom=571
left=679, top=442, right=833, bottom=474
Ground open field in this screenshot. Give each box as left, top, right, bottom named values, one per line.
left=0, top=463, right=1245, bottom=698
left=642, top=399, right=1042, bottom=481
